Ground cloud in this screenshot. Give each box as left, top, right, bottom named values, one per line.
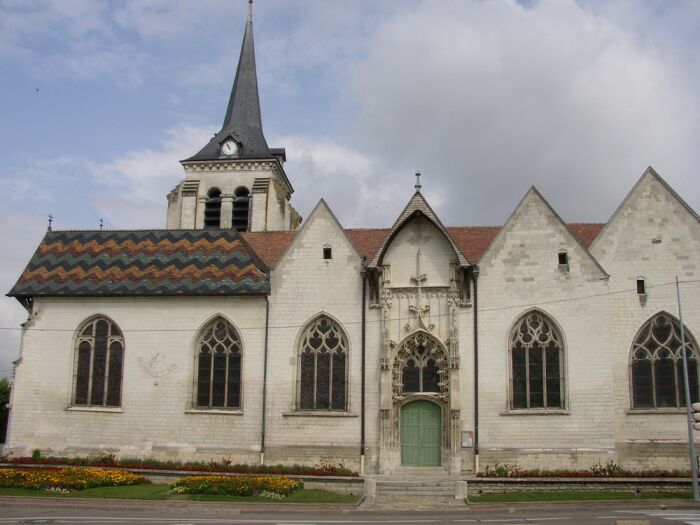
left=0, top=212, right=47, bottom=379
left=84, top=125, right=213, bottom=228
left=342, top=0, right=700, bottom=225
left=274, top=135, right=413, bottom=228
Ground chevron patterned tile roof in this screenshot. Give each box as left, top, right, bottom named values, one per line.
left=8, top=230, right=270, bottom=297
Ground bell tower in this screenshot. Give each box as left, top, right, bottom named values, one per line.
left=166, top=0, right=300, bottom=232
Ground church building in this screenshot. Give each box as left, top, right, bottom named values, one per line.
left=5, top=4, right=700, bottom=476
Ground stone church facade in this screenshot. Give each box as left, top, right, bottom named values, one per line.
left=5, top=5, right=700, bottom=475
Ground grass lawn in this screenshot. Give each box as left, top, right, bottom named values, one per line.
left=469, top=491, right=693, bottom=503
left=0, top=485, right=358, bottom=504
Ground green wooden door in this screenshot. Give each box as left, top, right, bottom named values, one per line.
left=400, top=400, right=442, bottom=466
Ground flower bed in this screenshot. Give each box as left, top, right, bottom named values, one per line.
left=2, top=454, right=357, bottom=477
left=169, top=475, right=303, bottom=497
left=0, top=467, right=148, bottom=490
left=478, top=461, right=690, bottom=479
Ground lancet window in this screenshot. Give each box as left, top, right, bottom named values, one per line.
left=298, top=316, right=348, bottom=410
left=204, top=187, right=222, bottom=228
left=232, top=186, right=250, bottom=231
left=195, top=317, right=242, bottom=409
left=510, top=311, right=564, bottom=410
left=73, top=317, right=124, bottom=407
left=630, top=312, right=699, bottom=409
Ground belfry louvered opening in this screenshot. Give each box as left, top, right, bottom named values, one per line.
left=232, top=186, right=250, bottom=231
left=204, top=188, right=222, bottom=228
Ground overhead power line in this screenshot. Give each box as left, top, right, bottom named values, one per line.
left=0, top=278, right=696, bottom=334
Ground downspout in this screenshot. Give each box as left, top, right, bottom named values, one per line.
left=360, top=258, right=367, bottom=475
left=260, top=295, right=270, bottom=465
left=471, top=266, right=480, bottom=474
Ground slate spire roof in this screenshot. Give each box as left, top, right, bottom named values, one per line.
left=185, top=0, right=273, bottom=162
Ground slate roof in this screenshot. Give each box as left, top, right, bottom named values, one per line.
left=184, top=3, right=273, bottom=162
left=8, top=230, right=270, bottom=298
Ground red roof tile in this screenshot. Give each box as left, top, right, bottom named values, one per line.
left=241, top=222, right=605, bottom=268
left=566, top=223, right=604, bottom=248
left=240, top=231, right=297, bottom=269
left=345, top=229, right=391, bottom=262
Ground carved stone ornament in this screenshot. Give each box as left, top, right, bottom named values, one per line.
left=138, top=353, right=177, bottom=378
left=380, top=408, right=390, bottom=420
left=391, top=331, right=449, bottom=403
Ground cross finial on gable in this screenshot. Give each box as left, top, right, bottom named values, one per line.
left=415, top=172, right=422, bottom=192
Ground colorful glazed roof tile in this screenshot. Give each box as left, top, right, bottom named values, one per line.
left=8, top=230, right=270, bottom=297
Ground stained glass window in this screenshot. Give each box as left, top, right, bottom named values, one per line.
left=298, top=316, right=348, bottom=410
left=510, top=311, right=564, bottom=410
left=196, top=317, right=242, bottom=409
left=630, top=312, right=699, bottom=409
left=74, top=317, right=124, bottom=407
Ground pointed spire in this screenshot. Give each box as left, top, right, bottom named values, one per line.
left=185, top=0, right=272, bottom=162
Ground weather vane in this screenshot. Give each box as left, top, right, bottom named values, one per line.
left=47, top=214, right=53, bottom=232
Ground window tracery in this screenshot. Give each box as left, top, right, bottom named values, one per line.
left=630, top=312, right=699, bottom=409
left=74, top=317, right=124, bottom=407
left=196, top=317, right=241, bottom=409
left=510, top=311, right=564, bottom=410
left=392, top=331, right=448, bottom=402
left=298, top=316, right=348, bottom=410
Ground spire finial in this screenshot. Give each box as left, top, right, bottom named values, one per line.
left=248, top=0, right=253, bottom=23
left=415, top=172, right=422, bottom=192
left=99, top=218, right=104, bottom=231
left=47, top=214, right=53, bottom=232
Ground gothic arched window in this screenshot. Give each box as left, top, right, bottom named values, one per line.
left=298, top=316, right=348, bottom=410
left=232, top=186, right=250, bottom=231
left=74, top=317, right=124, bottom=407
left=630, top=312, right=699, bottom=409
left=392, top=332, right=449, bottom=401
left=204, top=187, right=222, bottom=228
left=195, top=317, right=242, bottom=409
left=510, top=311, right=564, bottom=410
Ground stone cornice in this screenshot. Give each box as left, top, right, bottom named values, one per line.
left=180, top=158, right=293, bottom=196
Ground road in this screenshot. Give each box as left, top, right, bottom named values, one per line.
left=1, top=501, right=700, bottom=525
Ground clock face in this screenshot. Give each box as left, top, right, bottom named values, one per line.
left=221, top=139, right=239, bottom=156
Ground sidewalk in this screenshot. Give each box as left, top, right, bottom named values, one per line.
left=1, top=494, right=699, bottom=515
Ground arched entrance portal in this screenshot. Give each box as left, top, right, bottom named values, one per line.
left=400, top=400, right=442, bottom=466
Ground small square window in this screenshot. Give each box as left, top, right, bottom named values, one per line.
left=636, top=278, right=646, bottom=295
left=558, top=251, right=568, bottom=266
left=323, top=247, right=332, bottom=260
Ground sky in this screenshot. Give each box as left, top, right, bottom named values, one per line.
left=0, top=0, right=699, bottom=379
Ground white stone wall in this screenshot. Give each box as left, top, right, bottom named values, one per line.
left=477, top=188, right=614, bottom=469
left=265, top=201, right=374, bottom=471
left=166, top=162, right=294, bottom=232
left=8, top=170, right=699, bottom=474
left=590, top=172, right=700, bottom=469
left=6, top=296, right=267, bottom=463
